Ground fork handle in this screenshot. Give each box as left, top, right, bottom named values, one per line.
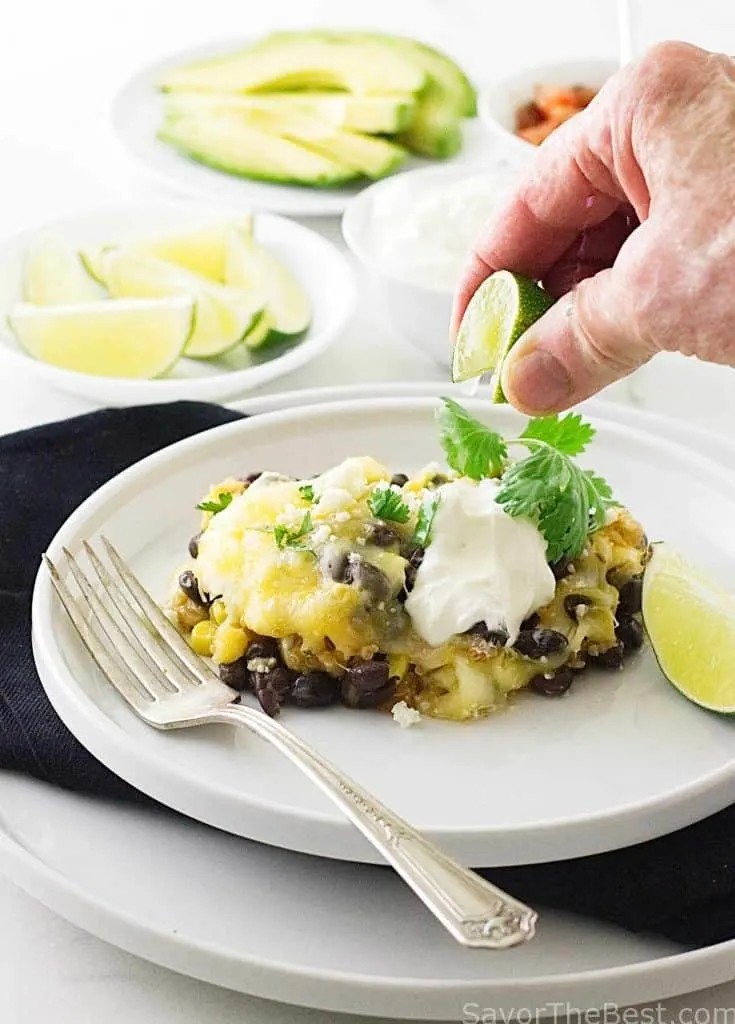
left=211, top=704, right=537, bottom=950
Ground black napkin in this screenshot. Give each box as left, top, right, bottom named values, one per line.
left=2, top=400, right=734, bottom=946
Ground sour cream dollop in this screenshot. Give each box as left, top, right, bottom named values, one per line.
left=404, top=478, right=555, bottom=647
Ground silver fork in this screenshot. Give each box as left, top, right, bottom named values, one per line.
left=43, top=538, right=538, bottom=950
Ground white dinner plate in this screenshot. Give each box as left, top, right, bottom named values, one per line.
left=111, top=39, right=498, bottom=217
left=32, top=397, right=735, bottom=867
left=0, top=202, right=355, bottom=405
left=1, top=769, right=720, bottom=1021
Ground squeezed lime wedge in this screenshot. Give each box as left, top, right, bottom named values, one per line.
left=452, top=270, right=554, bottom=402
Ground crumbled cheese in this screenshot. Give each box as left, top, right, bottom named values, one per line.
left=311, top=524, right=331, bottom=546
left=247, top=656, right=277, bottom=673
left=334, top=511, right=350, bottom=523
left=315, top=488, right=355, bottom=517
left=391, top=701, right=421, bottom=729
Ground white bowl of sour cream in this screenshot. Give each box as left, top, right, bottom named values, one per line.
left=341, top=158, right=531, bottom=367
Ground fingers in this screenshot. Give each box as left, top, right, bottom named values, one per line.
left=500, top=227, right=659, bottom=414
left=450, top=103, right=629, bottom=336
left=541, top=207, right=638, bottom=297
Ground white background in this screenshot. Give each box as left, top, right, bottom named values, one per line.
left=1, top=0, right=735, bottom=1020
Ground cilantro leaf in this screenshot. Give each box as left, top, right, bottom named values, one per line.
left=437, top=398, right=507, bottom=479
left=273, top=511, right=313, bottom=551
left=413, top=493, right=440, bottom=547
left=298, top=483, right=315, bottom=503
left=196, top=491, right=233, bottom=514
left=520, top=412, right=595, bottom=456
left=369, top=485, right=410, bottom=523
left=496, top=449, right=616, bottom=563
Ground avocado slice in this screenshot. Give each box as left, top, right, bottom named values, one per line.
left=266, top=31, right=477, bottom=159
left=160, top=37, right=426, bottom=98
left=163, top=91, right=417, bottom=135
left=227, top=107, right=407, bottom=179
left=158, top=113, right=359, bottom=187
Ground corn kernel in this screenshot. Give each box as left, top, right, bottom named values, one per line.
left=211, top=599, right=228, bottom=626
left=190, top=620, right=216, bottom=657
left=213, top=625, right=248, bottom=665
left=388, top=654, right=410, bottom=683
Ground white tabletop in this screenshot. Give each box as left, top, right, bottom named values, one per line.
left=2, top=0, right=735, bottom=1020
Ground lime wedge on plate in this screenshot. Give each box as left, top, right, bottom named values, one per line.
left=8, top=297, right=195, bottom=378
left=642, top=543, right=735, bottom=713
left=24, top=238, right=103, bottom=305
left=125, top=217, right=253, bottom=282
left=97, top=249, right=263, bottom=359
left=452, top=271, right=555, bottom=401
left=225, top=227, right=311, bottom=343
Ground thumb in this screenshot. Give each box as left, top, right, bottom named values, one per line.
left=500, top=265, right=656, bottom=415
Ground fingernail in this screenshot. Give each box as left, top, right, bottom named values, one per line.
left=504, top=348, right=572, bottom=413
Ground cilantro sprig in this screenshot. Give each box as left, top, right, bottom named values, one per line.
left=197, top=491, right=233, bottom=514
left=369, top=485, right=410, bottom=523
left=413, top=493, right=440, bottom=547
left=273, top=511, right=313, bottom=552
left=436, top=399, right=616, bottom=563
left=298, top=483, right=315, bottom=503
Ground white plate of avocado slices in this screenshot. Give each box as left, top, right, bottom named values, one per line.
left=0, top=201, right=356, bottom=404
left=111, top=32, right=485, bottom=217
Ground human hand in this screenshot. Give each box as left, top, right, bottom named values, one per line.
left=452, top=42, right=735, bottom=414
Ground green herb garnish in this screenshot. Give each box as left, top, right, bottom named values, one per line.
left=298, top=483, right=315, bottom=503
left=436, top=398, right=616, bottom=563
left=437, top=398, right=507, bottom=479
left=273, top=511, right=314, bottom=552
left=196, top=491, right=233, bottom=514
left=413, top=493, right=440, bottom=547
left=369, top=485, right=410, bottom=523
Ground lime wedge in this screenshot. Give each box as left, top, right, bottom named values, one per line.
left=126, top=217, right=253, bottom=281
left=8, top=297, right=194, bottom=378
left=225, top=227, right=311, bottom=340
left=24, top=238, right=103, bottom=305
left=642, top=543, right=735, bottom=713
left=97, top=249, right=263, bottom=359
left=452, top=271, right=555, bottom=401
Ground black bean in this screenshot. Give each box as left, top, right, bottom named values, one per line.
left=521, top=612, right=540, bottom=630
left=367, top=523, right=400, bottom=548
left=550, top=557, right=573, bottom=580
left=530, top=666, right=575, bottom=696
left=344, top=660, right=390, bottom=694
left=218, top=657, right=251, bottom=692
left=178, top=570, right=210, bottom=608
left=563, top=594, right=594, bottom=621
left=618, top=577, right=643, bottom=616
left=256, top=686, right=280, bottom=717
left=427, top=473, right=448, bottom=489
left=513, top=628, right=568, bottom=659
left=246, top=638, right=281, bottom=665
left=344, top=557, right=391, bottom=603
left=466, top=622, right=509, bottom=646
left=390, top=473, right=409, bottom=488
left=240, top=472, right=263, bottom=484
left=591, top=641, right=625, bottom=670
left=616, top=615, right=644, bottom=653
left=342, top=678, right=396, bottom=709
left=321, top=546, right=349, bottom=583
left=291, top=672, right=340, bottom=708
left=262, top=667, right=293, bottom=700
left=188, top=532, right=201, bottom=559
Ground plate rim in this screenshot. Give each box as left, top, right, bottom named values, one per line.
left=1, top=771, right=735, bottom=1018
left=30, top=396, right=735, bottom=867
left=0, top=200, right=356, bottom=402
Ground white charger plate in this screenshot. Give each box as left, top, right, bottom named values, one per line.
left=0, top=202, right=355, bottom=405
left=32, top=397, right=735, bottom=867
left=111, top=39, right=498, bottom=217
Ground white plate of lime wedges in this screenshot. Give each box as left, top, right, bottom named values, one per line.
left=33, top=396, right=735, bottom=867
left=0, top=202, right=355, bottom=405
left=111, top=35, right=490, bottom=217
